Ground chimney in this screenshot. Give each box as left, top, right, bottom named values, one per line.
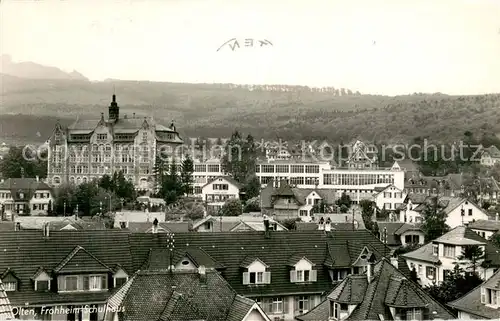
left=325, top=218, right=331, bottom=232
left=152, top=218, right=159, bottom=233
left=367, top=254, right=376, bottom=283
left=263, top=215, right=270, bottom=238
left=318, top=217, right=325, bottom=230
left=15, top=222, right=21, bottom=231
left=36, top=175, right=39, bottom=182
left=43, top=222, right=50, bottom=238
left=198, top=265, right=207, bottom=284
left=390, top=257, right=398, bottom=269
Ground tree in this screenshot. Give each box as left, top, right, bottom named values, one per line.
left=98, top=174, right=113, bottom=191
left=242, top=175, right=260, bottom=201
left=420, top=196, right=450, bottom=241
left=180, top=156, right=194, bottom=196
left=153, top=154, right=168, bottom=192
left=185, top=204, right=205, bottom=220
left=221, top=131, right=257, bottom=184
left=336, top=192, right=351, bottom=210
left=410, top=267, right=418, bottom=283
left=425, top=264, right=482, bottom=306
left=339, top=204, right=348, bottom=213
left=47, top=200, right=53, bottom=215
left=312, top=200, right=328, bottom=214
left=456, top=245, right=485, bottom=274
left=220, top=199, right=243, bottom=216
left=0, top=146, right=47, bottom=179
left=244, top=196, right=261, bottom=212
left=112, top=171, right=136, bottom=201
left=490, top=233, right=500, bottom=248
left=359, top=199, right=375, bottom=230
left=53, top=184, right=77, bottom=216
left=160, top=160, right=184, bottom=205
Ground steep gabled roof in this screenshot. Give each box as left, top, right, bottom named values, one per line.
left=297, top=259, right=455, bottom=321
left=54, top=245, right=112, bottom=273
left=106, top=269, right=268, bottom=321
left=0, top=279, right=14, bottom=320
left=31, top=267, right=50, bottom=280
left=448, top=268, right=500, bottom=319
left=202, top=176, right=242, bottom=189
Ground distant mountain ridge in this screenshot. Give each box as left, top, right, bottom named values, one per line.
left=1, top=55, right=88, bottom=81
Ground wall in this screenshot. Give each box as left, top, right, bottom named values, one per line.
left=446, top=201, right=489, bottom=229
left=201, top=177, right=240, bottom=208
left=374, top=186, right=406, bottom=211
left=243, top=308, right=267, bottom=321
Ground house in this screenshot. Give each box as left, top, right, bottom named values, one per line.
left=397, top=193, right=428, bottom=223
left=400, top=197, right=489, bottom=228
left=113, top=211, right=167, bottom=229
left=134, top=229, right=393, bottom=320
left=448, top=268, right=500, bottom=319
left=201, top=176, right=242, bottom=213
left=296, top=213, right=366, bottom=231
left=261, top=180, right=336, bottom=222
left=0, top=279, right=15, bottom=320
left=295, top=258, right=455, bottom=321
left=104, top=267, right=271, bottom=321
left=373, top=184, right=406, bottom=212
left=0, top=177, right=54, bottom=218
left=480, top=145, right=500, bottom=166
left=401, top=226, right=500, bottom=287
left=468, top=218, right=500, bottom=239
left=376, top=222, right=425, bottom=250
left=191, top=214, right=287, bottom=232
left=0, top=229, right=133, bottom=321
left=345, top=140, right=378, bottom=169
left=118, top=220, right=191, bottom=233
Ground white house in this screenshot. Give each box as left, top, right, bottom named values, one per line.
left=398, top=194, right=428, bottom=223
left=468, top=218, right=500, bottom=239
left=201, top=176, right=242, bottom=214
left=402, top=226, right=498, bottom=287
left=480, top=145, right=500, bottom=167
left=448, top=268, right=500, bottom=319
left=373, top=184, right=406, bottom=211
left=400, top=197, right=489, bottom=228
left=0, top=177, right=54, bottom=219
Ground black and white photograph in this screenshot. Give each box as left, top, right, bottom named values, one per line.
left=0, top=0, right=499, bottom=320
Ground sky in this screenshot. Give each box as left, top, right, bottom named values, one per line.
left=1, top=0, right=499, bottom=95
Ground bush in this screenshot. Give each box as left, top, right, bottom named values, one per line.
left=185, top=205, right=205, bottom=220
left=221, top=199, right=243, bottom=216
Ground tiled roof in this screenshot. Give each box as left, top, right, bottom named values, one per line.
left=296, top=222, right=364, bottom=231
left=192, top=215, right=271, bottom=232
left=297, top=259, right=455, bottom=321
left=434, top=226, right=486, bottom=245
left=0, top=178, right=52, bottom=201
left=0, top=230, right=133, bottom=306
left=327, top=275, right=367, bottom=304
left=202, top=176, right=242, bottom=189
left=14, top=216, right=78, bottom=230
left=114, top=211, right=166, bottom=224
left=49, top=218, right=107, bottom=231
left=0, top=222, right=15, bottom=232
left=405, top=193, right=428, bottom=204
left=129, top=230, right=391, bottom=297
left=448, top=268, right=500, bottom=319
left=376, top=222, right=405, bottom=246
left=401, top=243, right=441, bottom=264
left=291, top=188, right=337, bottom=205
left=0, top=279, right=14, bottom=320
left=107, top=269, right=266, bottom=321
left=54, top=245, right=111, bottom=273
left=143, top=248, right=225, bottom=270
left=467, top=219, right=500, bottom=232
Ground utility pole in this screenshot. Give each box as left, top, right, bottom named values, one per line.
left=383, top=227, right=388, bottom=258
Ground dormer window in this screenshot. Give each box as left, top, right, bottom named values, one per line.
left=242, top=259, right=271, bottom=285
left=3, top=281, right=17, bottom=292
left=481, top=287, right=500, bottom=307
left=113, top=268, right=129, bottom=288
left=19, top=192, right=24, bottom=199
left=329, top=301, right=348, bottom=320
left=290, top=258, right=317, bottom=283
left=36, top=280, right=50, bottom=291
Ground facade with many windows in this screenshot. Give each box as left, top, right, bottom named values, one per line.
left=46, top=95, right=183, bottom=191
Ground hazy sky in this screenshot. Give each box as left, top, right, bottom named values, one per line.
left=1, top=0, right=499, bottom=95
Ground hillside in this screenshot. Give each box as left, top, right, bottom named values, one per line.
left=1, top=55, right=88, bottom=81
left=1, top=73, right=500, bottom=145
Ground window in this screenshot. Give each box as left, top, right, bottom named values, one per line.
left=443, top=245, right=455, bottom=258
left=115, top=277, right=127, bottom=288
left=468, top=209, right=473, bottom=216
left=426, top=266, right=435, bottom=280
left=291, top=269, right=317, bottom=282
left=384, top=203, right=391, bottom=209
left=384, top=192, right=391, bottom=198
left=36, top=280, right=50, bottom=291
left=405, top=308, right=423, bottom=320
left=256, top=272, right=263, bottom=283
left=243, top=270, right=270, bottom=285
left=213, top=184, right=229, bottom=190
left=272, top=298, right=283, bottom=314
left=417, top=265, right=422, bottom=275
left=65, top=276, right=78, bottom=291
left=299, top=210, right=308, bottom=216
left=88, top=276, right=101, bottom=290
left=295, top=296, right=309, bottom=314
left=330, top=302, right=348, bottom=320
left=432, top=244, right=438, bottom=256
left=3, top=282, right=16, bottom=291
left=395, top=192, right=402, bottom=198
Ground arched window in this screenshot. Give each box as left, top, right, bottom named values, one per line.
left=83, top=177, right=88, bottom=183
left=76, top=177, right=82, bottom=185
left=53, top=177, right=61, bottom=184
left=69, top=177, right=75, bottom=184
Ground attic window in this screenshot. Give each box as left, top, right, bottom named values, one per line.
left=181, top=260, right=190, bottom=266
left=19, top=192, right=24, bottom=199
left=3, top=281, right=17, bottom=292
left=36, top=280, right=50, bottom=291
